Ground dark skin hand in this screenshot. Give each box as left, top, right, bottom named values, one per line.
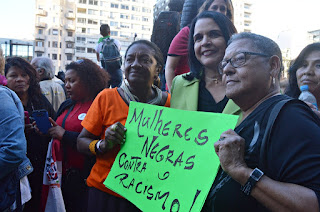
left=77, top=122, right=127, bottom=156
left=48, top=117, right=65, bottom=140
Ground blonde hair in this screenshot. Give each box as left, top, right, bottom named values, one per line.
left=0, top=47, right=4, bottom=75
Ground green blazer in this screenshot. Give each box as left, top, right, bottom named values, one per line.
left=170, top=74, right=242, bottom=124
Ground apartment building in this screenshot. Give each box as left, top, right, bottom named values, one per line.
left=35, top=0, right=155, bottom=74
left=232, top=0, right=253, bottom=32
left=153, top=0, right=253, bottom=33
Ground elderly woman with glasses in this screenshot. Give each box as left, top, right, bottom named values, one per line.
left=204, top=32, right=320, bottom=211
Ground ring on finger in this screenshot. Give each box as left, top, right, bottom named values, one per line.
left=111, top=124, right=117, bottom=132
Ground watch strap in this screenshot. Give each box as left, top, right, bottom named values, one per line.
left=241, top=168, right=264, bottom=195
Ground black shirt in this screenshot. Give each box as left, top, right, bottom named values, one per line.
left=203, top=95, right=320, bottom=212
left=198, top=80, right=228, bottom=113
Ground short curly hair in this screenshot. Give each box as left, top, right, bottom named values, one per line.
left=65, top=58, right=110, bottom=98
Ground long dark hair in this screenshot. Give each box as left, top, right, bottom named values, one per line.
left=65, top=58, right=109, bottom=99
left=186, top=11, right=237, bottom=80
left=285, top=43, right=320, bottom=98
left=5, top=57, right=43, bottom=105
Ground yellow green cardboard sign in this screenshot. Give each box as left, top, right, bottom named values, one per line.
left=104, top=102, right=238, bottom=211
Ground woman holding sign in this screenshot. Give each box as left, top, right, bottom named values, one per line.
left=170, top=11, right=240, bottom=117
left=77, top=40, right=171, bottom=211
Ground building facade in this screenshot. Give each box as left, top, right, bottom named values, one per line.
left=232, top=0, right=253, bottom=32
left=153, top=0, right=253, bottom=32
left=0, top=38, right=34, bottom=61
left=35, top=0, right=155, bottom=73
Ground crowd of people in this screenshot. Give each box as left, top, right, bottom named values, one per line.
left=1, top=0, right=320, bottom=211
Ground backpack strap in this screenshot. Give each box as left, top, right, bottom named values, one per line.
left=259, top=98, right=296, bottom=170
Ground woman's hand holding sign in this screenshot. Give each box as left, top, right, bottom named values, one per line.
left=99, top=122, right=127, bottom=153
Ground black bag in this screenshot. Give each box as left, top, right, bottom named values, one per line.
left=101, top=38, right=121, bottom=65
left=0, top=170, right=19, bottom=211
left=151, top=11, right=181, bottom=61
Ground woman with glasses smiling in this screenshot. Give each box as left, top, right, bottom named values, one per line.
left=210, top=32, right=320, bottom=211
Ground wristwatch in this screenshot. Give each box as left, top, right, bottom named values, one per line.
left=241, top=168, right=264, bottom=195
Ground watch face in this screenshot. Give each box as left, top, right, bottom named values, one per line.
left=251, top=168, right=264, bottom=181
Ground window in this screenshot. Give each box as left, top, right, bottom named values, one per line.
left=142, top=25, right=150, bottom=31
left=110, top=21, right=118, bottom=27
left=82, top=28, right=86, bottom=33
left=48, top=53, right=50, bottom=57
left=66, top=43, right=73, bottom=48
left=110, top=31, right=118, bottom=36
left=131, top=15, right=140, bottom=21
left=77, top=8, right=86, bottom=13
left=142, top=17, right=149, bottom=22
left=36, top=53, right=42, bottom=57
left=52, top=54, right=57, bottom=60
left=132, top=6, right=140, bottom=12
left=111, top=3, right=118, bottom=8
left=100, top=10, right=108, bottom=16
left=121, top=5, right=129, bottom=10
left=120, top=23, right=130, bottom=28
left=76, top=47, right=86, bottom=53
left=88, top=19, right=98, bottom=25
left=59, top=54, right=61, bottom=60
left=77, top=37, right=86, bottom=42
left=60, top=30, right=62, bottom=36
left=67, top=31, right=73, bottom=36
left=60, top=42, right=62, bottom=48
left=100, top=1, right=107, bottom=6
left=79, top=0, right=86, bottom=4
left=120, top=32, right=130, bottom=38
left=38, top=29, right=43, bottom=34
left=87, top=48, right=95, bottom=53
left=66, top=54, right=73, bottom=60
left=77, top=18, right=86, bottom=23
left=52, top=29, right=59, bottom=35
left=36, top=41, right=44, bottom=47
left=48, top=41, right=50, bottom=47
left=88, top=9, right=98, bottom=15
left=52, top=41, right=58, bottom=48
left=89, top=0, right=98, bottom=5
left=120, top=14, right=129, bottom=19
left=142, top=7, right=151, bottom=13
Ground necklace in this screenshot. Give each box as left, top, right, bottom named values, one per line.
left=205, top=76, right=222, bottom=84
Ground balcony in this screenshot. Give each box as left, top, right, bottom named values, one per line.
left=65, top=37, right=75, bottom=42
left=65, top=49, right=75, bottom=54
left=35, top=46, right=45, bottom=52
left=65, top=12, right=75, bottom=19
left=36, top=9, right=47, bottom=16
left=35, top=22, right=47, bottom=28
left=35, top=34, right=46, bottom=40
left=65, top=24, right=75, bottom=31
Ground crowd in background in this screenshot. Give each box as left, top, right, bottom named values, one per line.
left=1, top=0, right=320, bottom=211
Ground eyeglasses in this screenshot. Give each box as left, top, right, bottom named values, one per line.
left=218, top=52, right=270, bottom=74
